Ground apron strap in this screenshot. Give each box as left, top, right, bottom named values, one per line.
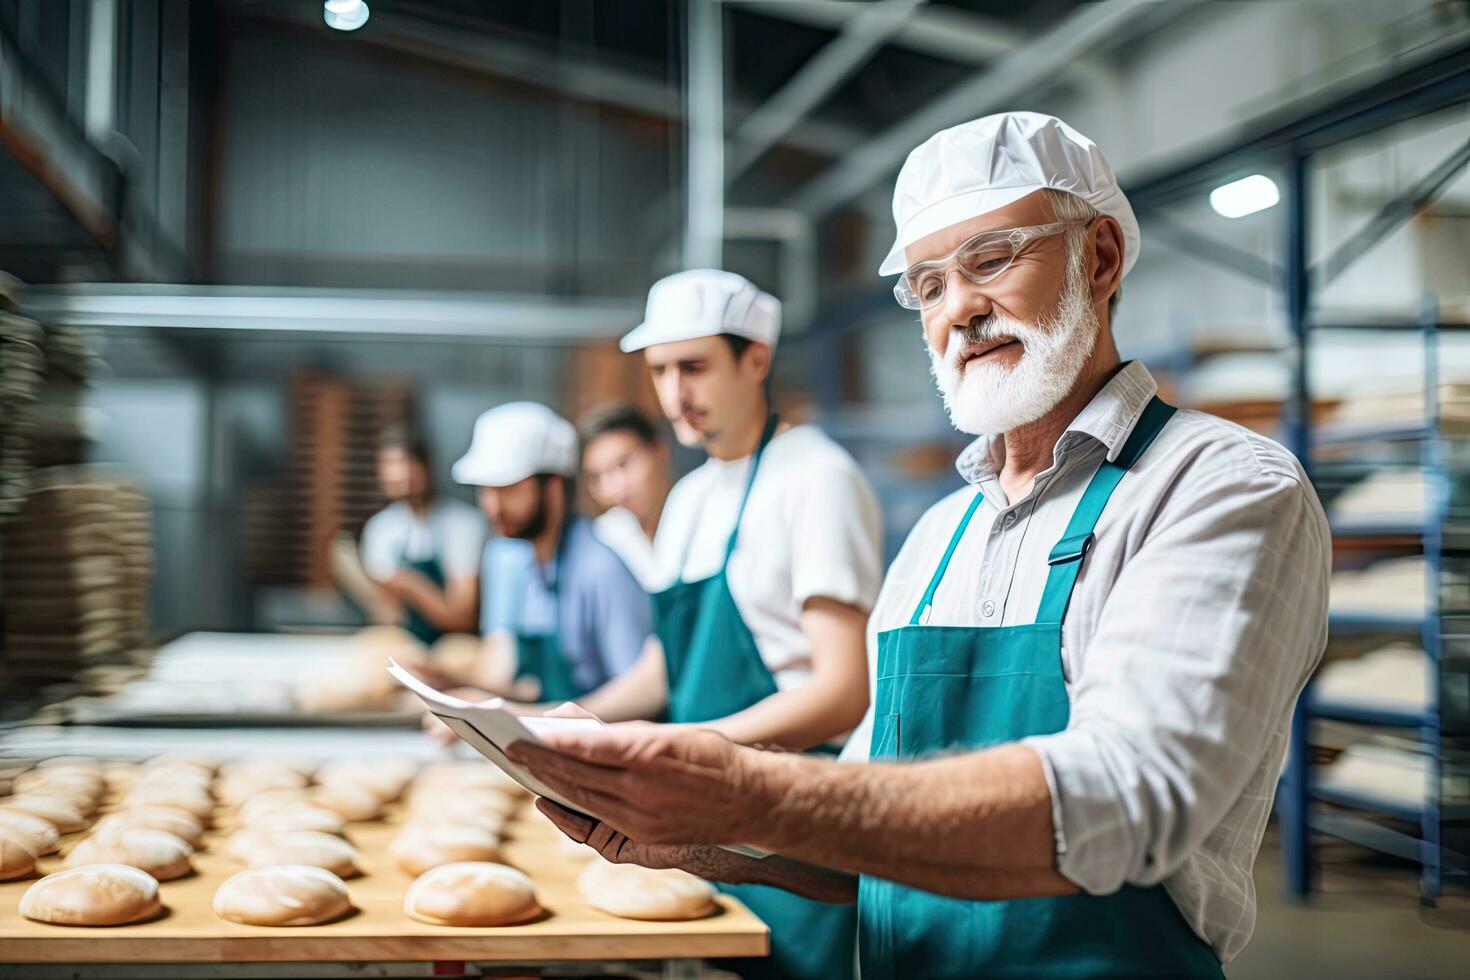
left=720, top=412, right=781, bottom=564
left=1034, top=396, right=1176, bottom=625
left=908, top=489, right=985, bottom=626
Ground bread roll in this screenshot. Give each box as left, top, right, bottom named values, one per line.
left=93, top=807, right=205, bottom=847
left=227, top=829, right=360, bottom=879
left=19, top=865, right=163, bottom=926
left=243, top=806, right=346, bottom=836
left=415, top=761, right=528, bottom=798
left=577, top=860, right=717, bottom=921
left=407, top=788, right=515, bottom=822
left=216, top=768, right=309, bottom=807
left=213, top=865, right=352, bottom=926
left=403, top=862, right=540, bottom=926
left=316, top=759, right=416, bottom=803
left=123, top=782, right=214, bottom=821
left=64, top=828, right=193, bottom=881
left=389, top=822, right=502, bottom=876
left=0, top=810, right=62, bottom=855
left=310, top=782, right=382, bottom=822
left=0, top=795, right=89, bottom=833
left=35, top=757, right=102, bottom=771
left=237, top=789, right=311, bottom=823
left=143, top=754, right=216, bottom=776
left=14, top=768, right=106, bottom=801
left=0, top=832, right=38, bottom=881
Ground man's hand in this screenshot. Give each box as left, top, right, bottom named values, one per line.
left=536, top=798, right=729, bottom=872
left=506, top=723, right=780, bottom=846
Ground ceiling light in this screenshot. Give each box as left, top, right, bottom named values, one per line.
left=1209, top=174, right=1279, bottom=219
left=324, top=0, right=370, bottom=31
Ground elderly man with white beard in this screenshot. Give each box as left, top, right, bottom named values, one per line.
left=509, top=113, right=1331, bottom=978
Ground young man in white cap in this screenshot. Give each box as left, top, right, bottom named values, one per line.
left=450, top=402, right=652, bottom=705
left=510, top=113, right=1331, bottom=977
left=560, top=269, right=883, bottom=979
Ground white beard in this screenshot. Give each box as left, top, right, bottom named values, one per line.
left=927, top=259, right=1099, bottom=436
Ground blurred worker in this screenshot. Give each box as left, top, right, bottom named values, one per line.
left=569, top=270, right=883, bottom=980
left=454, top=402, right=652, bottom=703
left=579, top=404, right=671, bottom=590
left=352, top=426, right=485, bottom=643
left=512, top=113, right=1331, bottom=978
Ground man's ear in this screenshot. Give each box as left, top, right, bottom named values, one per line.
left=745, top=342, right=774, bottom=385
left=1090, top=216, right=1125, bottom=311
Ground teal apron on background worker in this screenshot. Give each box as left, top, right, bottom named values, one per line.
left=655, top=414, right=856, bottom=980
left=397, top=535, right=447, bottom=646
left=860, top=397, right=1224, bottom=980
left=513, top=520, right=584, bottom=704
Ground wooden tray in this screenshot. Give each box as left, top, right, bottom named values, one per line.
left=0, top=797, right=767, bottom=964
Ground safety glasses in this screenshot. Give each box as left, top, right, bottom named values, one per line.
left=893, top=220, right=1084, bottom=311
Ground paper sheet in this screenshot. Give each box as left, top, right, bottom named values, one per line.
left=386, top=660, right=769, bottom=859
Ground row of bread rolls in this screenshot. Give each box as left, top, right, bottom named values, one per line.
left=7, top=752, right=715, bottom=926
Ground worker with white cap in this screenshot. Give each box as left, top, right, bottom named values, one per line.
left=546, top=268, right=882, bottom=979
left=448, top=401, right=652, bottom=704
left=510, top=112, right=1330, bottom=977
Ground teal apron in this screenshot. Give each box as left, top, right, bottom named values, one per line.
left=397, top=531, right=446, bottom=646
left=859, top=397, right=1225, bottom=980
left=513, top=520, right=584, bottom=704
left=655, top=414, right=856, bottom=980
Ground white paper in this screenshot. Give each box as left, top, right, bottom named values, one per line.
left=387, top=660, right=769, bottom=859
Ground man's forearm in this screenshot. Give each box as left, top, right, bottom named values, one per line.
left=383, top=571, right=476, bottom=631
left=676, top=848, right=858, bottom=904
left=577, top=642, right=668, bottom=721
left=741, top=743, right=1074, bottom=900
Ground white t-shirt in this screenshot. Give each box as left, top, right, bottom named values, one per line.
left=592, top=507, right=660, bottom=591
left=360, top=497, right=487, bottom=581
left=652, top=424, right=884, bottom=690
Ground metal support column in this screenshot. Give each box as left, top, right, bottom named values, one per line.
left=1281, top=149, right=1314, bottom=899
left=684, top=0, right=724, bottom=270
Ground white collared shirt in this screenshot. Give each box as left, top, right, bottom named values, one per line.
left=840, top=361, right=1331, bottom=963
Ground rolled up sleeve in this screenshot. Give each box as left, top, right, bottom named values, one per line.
left=1023, top=461, right=1330, bottom=895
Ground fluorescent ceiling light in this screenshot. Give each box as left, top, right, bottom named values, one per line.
left=1209, top=174, right=1279, bottom=219
left=324, top=0, right=370, bottom=31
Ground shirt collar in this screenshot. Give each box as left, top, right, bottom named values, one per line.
left=954, top=361, right=1160, bottom=486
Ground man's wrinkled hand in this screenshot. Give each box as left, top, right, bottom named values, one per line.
left=506, top=722, right=773, bottom=846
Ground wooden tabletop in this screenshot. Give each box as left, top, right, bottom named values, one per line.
left=0, top=796, right=768, bottom=964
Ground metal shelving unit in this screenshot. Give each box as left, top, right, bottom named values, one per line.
left=1125, top=41, right=1470, bottom=903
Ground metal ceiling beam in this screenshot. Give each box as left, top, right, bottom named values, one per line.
left=17, top=284, right=642, bottom=344
left=236, top=2, right=862, bottom=161
left=785, top=0, right=1199, bottom=219
left=727, top=0, right=1114, bottom=88
left=727, top=0, right=924, bottom=182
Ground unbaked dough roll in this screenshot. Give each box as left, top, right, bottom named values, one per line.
left=226, top=829, right=360, bottom=879
left=0, top=832, right=38, bottom=880
left=403, top=862, right=540, bottom=926
left=0, top=810, right=62, bottom=855
left=243, top=806, right=346, bottom=836
left=213, top=865, right=352, bottom=926
left=0, top=795, right=89, bottom=833
left=389, top=821, right=502, bottom=876
left=93, top=808, right=206, bottom=847
left=19, top=865, right=163, bottom=926
left=577, top=860, right=717, bottom=921
left=64, top=827, right=194, bottom=881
